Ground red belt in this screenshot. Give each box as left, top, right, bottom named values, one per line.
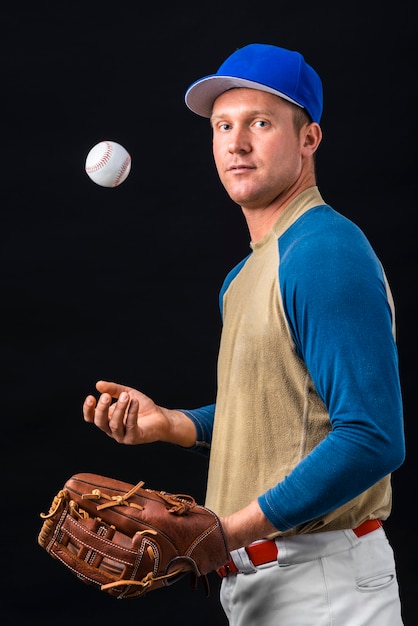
left=217, top=518, right=382, bottom=578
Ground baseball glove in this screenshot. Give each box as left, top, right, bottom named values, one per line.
left=38, top=472, right=230, bottom=599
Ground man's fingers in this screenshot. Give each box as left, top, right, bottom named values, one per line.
left=95, top=380, right=150, bottom=406
left=83, top=385, right=149, bottom=444
left=84, top=393, right=112, bottom=434
left=83, top=395, right=98, bottom=422
left=96, top=380, right=133, bottom=398
left=108, top=392, right=134, bottom=441
left=124, top=398, right=139, bottom=429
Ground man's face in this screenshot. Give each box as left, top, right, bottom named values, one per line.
left=211, top=88, right=306, bottom=211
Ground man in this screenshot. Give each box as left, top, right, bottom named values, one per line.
left=83, top=44, right=405, bottom=624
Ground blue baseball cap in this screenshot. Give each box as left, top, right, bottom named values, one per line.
left=185, top=43, right=323, bottom=123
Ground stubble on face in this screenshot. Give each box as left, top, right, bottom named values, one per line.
left=211, top=89, right=303, bottom=213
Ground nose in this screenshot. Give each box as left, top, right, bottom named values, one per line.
left=228, top=127, right=251, bottom=154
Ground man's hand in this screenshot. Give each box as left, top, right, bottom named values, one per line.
left=83, top=380, right=196, bottom=447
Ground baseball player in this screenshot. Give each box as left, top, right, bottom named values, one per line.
left=83, top=44, right=405, bottom=625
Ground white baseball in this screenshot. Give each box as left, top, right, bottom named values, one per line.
left=85, top=140, right=131, bottom=187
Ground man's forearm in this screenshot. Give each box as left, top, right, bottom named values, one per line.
left=221, top=500, right=278, bottom=551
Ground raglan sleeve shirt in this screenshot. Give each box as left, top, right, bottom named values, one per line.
left=181, top=204, right=405, bottom=532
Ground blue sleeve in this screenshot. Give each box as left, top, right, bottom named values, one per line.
left=179, top=405, right=216, bottom=457
left=258, top=207, right=405, bottom=530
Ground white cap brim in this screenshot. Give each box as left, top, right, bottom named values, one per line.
left=185, top=75, right=302, bottom=118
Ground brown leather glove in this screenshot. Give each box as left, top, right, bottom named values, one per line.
left=38, top=472, right=230, bottom=599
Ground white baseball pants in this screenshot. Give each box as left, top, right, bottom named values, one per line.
left=220, top=527, right=403, bottom=625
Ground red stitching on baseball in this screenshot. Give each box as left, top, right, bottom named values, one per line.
left=113, top=154, right=131, bottom=187
left=86, top=141, right=113, bottom=173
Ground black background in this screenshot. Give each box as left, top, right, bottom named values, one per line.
left=3, top=2, right=416, bottom=624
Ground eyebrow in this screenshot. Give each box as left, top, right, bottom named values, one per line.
left=211, top=108, right=274, bottom=123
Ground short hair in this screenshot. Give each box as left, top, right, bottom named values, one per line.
left=292, top=102, right=312, bottom=131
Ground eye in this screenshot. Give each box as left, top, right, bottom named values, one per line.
left=255, top=120, right=269, bottom=128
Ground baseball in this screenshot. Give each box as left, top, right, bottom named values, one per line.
left=85, top=140, right=131, bottom=187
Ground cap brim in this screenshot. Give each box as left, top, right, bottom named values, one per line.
left=185, top=75, right=302, bottom=118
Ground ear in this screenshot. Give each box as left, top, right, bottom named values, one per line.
left=302, top=122, right=322, bottom=156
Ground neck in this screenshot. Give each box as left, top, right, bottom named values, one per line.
left=243, top=179, right=316, bottom=243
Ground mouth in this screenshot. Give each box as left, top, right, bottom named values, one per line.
left=227, top=164, right=254, bottom=173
